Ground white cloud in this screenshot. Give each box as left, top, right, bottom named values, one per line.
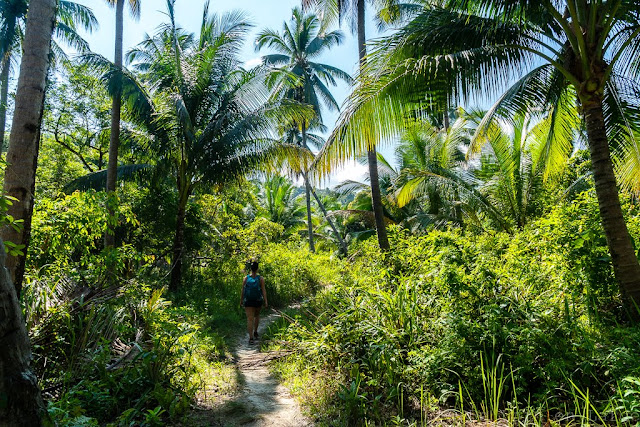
left=322, top=161, right=368, bottom=189
left=243, top=56, right=262, bottom=69
left=271, top=161, right=367, bottom=190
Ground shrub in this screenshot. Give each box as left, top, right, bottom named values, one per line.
left=37, top=280, right=222, bottom=426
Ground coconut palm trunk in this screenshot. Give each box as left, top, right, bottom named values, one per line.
left=357, top=0, right=390, bottom=251
left=104, top=0, right=124, bottom=248
left=0, top=0, right=56, bottom=423
left=300, top=132, right=347, bottom=255
left=302, top=123, right=316, bottom=252
left=1, top=0, right=56, bottom=295
left=582, top=97, right=640, bottom=306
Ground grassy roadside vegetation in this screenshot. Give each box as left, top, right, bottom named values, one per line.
left=264, top=190, right=640, bottom=426
left=22, top=184, right=344, bottom=426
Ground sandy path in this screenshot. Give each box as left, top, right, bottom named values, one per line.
left=188, top=312, right=312, bottom=426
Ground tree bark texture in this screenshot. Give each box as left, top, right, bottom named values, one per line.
left=302, top=125, right=316, bottom=253
left=105, top=0, right=124, bottom=248
left=1, top=0, right=56, bottom=295
left=357, top=0, right=390, bottom=251
left=583, top=100, right=640, bottom=308
left=0, top=239, right=47, bottom=426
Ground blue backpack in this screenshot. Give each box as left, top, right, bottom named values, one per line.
left=244, top=275, right=263, bottom=304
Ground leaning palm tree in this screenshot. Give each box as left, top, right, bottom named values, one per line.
left=256, top=7, right=351, bottom=254
left=103, top=0, right=141, bottom=248
left=0, top=0, right=55, bottom=424
left=126, top=0, right=309, bottom=291
left=320, top=0, right=640, bottom=307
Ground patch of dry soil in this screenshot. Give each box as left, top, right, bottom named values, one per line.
left=187, top=312, right=312, bottom=426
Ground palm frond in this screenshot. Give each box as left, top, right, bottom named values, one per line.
left=58, top=1, right=98, bottom=32
left=333, top=179, right=369, bottom=196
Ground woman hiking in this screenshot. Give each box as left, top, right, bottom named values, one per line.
left=241, top=261, right=268, bottom=344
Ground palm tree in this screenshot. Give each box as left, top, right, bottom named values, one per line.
left=103, top=0, right=141, bottom=248
left=395, top=117, right=467, bottom=204
left=126, top=1, right=308, bottom=291
left=468, top=111, right=578, bottom=229
left=0, top=0, right=27, bottom=152
left=393, top=110, right=571, bottom=231
left=320, top=1, right=640, bottom=307
left=259, top=175, right=307, bottom=234
left=256, top=7, right=351, bottom=254
left=302, top=0, right=404, bottom=251
left=0, top=0, right=55, bottom=424
left=332, top=159, right=401, bottom=239
left=0, top=0, right=97, bottom=152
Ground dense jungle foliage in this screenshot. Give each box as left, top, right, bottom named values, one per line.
left=2, top=0, right=640, bottom=426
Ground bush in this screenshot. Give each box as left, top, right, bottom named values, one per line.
left=258, top=242, right=343, bottom=308
left=34, top=280, right=223, bottom=426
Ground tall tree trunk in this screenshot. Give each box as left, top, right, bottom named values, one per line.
left=169, top=184, right=190, bottom=292
left=357, top=0, right=390, bottom=251
left=0, top=0, right=56, bottom=424
left=302, top=123, right=315, bottom=253
left=105, top=0, right=124, bottom=248
left=0, top=239, right=48, bottom=426
left=0, top=59, right=11, bottom=153
left=1, top=0, right=56, bottom=295
left=582, top=99, right=640, bottom=309
left=305, top=173, right=348, bottom=256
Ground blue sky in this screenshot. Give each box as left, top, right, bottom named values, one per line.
left=73, top=0, right=390, bottom=185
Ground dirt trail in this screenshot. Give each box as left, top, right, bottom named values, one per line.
left=188, top=312, right=312, bottom=426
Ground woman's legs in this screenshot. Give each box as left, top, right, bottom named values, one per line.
left=245, top=307, right=255, bottom=340
left=253, top=307, right=262, bottom=336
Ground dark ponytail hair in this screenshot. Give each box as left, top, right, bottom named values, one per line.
left=250, top=261, right=259, bottom=272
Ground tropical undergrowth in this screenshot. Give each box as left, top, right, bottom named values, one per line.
left=264, top=190, right=640, bottom=426
left=21, top=188, right=343, bottom=426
